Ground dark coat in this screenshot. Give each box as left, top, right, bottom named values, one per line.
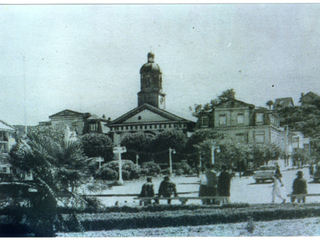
left=139, top=182, right=155, bottom=197
left=158, top=180, right=177, bottom=197
left=218, top=170, right=232, bottom=196
left=292, top=177, right=307, bottom=194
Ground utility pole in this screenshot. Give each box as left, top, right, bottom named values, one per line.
left=113, top=146, right=127, bottom=185
left=169, top=148, right=176, bottom=176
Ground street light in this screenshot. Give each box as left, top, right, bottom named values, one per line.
left=169, top=147, right=176, bottom=176
left=113, top=146, right=127, bottom=185
left=211, top=142, right=220, bottom=165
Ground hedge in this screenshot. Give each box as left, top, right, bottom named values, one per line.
left=3, top=203, right=320, bottom=234
left=61, top=203, right=320, bottom=232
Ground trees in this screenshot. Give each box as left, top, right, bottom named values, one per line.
left=185, top=129, right=221, bottom=167
left=266, top=100, right=274, bottom=110
left=7, top=126, right=98, bottom=236
left=121, top=132, right=154, bottom=164
left=190, top=88, right=236, bottom=117
left=152, top=130, right=188, bottom=164
left=80, top=133, right=114, bottom=164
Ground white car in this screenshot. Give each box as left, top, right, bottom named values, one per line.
left=253, top=165, right=276, bottom=183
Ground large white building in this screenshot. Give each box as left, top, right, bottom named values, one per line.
left=108, top=52, right=195, bottom=145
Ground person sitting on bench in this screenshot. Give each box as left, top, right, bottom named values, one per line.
left=139, top=177, right=155, bottom=206
left=157, top=176, right=178, bottom=204
left=291, top=170, right=307, bottom=203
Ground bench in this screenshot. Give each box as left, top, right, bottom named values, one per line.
left=287, top=193, right=320, bottom=202
left=134, top=196, right=230, bottom=205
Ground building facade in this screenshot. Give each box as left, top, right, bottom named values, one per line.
left=108, top=52, right=195, bottom=145
left=299, top=92, right=320, bottom=106
left=39, top=109, right=110, bottom=136
left=196, top=99, right=284, bottom=146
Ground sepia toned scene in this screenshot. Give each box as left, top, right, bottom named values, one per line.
left=1, top=4, right=320, bottom=237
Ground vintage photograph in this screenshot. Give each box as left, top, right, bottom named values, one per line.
left=0, top=3, right=320, bottom=237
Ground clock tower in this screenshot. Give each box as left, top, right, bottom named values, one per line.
left=138, top=52, right=166, bottom=109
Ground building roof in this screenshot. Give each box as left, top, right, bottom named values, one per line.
left=274, top=97, right=294, bottom=108
left=0, top=119, right=15, bottom=131
left=299, top=91, right=320, bottom=102
left=49, top=109, right=91, bottom=119
left=215, top=99, right=255, bottom=109
left=140, top=52, right=162, bottom=74
left=109, top=103, right=195, bottom=125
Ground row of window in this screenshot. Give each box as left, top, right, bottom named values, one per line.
left=202, top=113, right=266, bottom=127
left=111, top=123, right=186, bottom=131
left=233, top=131, right=266, bottom=143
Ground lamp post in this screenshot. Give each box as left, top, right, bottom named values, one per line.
left=113, top=146, right=127, bottom=185
left=211, top=142, right=220, bottom=165
left=169, top=147, right=176, bottom=176
left=136, top=154, right=139, bottom=166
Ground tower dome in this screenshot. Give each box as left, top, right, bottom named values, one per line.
left=140, top=52, right=162, bottom=74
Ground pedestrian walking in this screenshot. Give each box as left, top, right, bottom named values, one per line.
left=158, top=176, right=178, bottom=204
left=139, top=176, right=155, bottom=206
left=218, top=164, right=232, bottom=204
left=205, top=163, right=218, bottom=204
left=291, top=170, right=307, bottom=203
left=309, top=164, right=314, bottom=177
left=275, top=164, right=284, bottom=187
left=271, top=175, right=286, bottom=203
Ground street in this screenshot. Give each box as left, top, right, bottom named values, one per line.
left=81, top=166, right=319, bottom=207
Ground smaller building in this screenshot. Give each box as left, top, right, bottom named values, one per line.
left=273, top=97, right=294, bottom=109
left=299, top=92, right=320, bottom=106
left=39, top=109, right=110, bottom=136
left=196, top=98, right=283, bottom=146
left=0, top=120, right=16, bottom=154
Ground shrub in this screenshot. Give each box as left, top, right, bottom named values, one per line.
left=139, top=168, right=149, bottom=176
left=104, top=160, right=140, bottom=180
left=96, top=167, right=118, bottom=180
left=141, top=162, right=161, bottom=176
left=121, top=170, right=130, bottom=180
left=176, top=161, right=192, bottom=175
left=160, top=168, right=170, bottom=175
left=175, top=169, right=184, bottom=176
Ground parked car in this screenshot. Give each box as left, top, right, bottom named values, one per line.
left=253, top=165, right=276, bottom=183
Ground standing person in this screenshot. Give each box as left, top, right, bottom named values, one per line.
left=199, top=168, right=208, bottom=205
left=139, top=177, right=155, bottom=206
left=275, top=164, right=284, bottom=187
left=291, top=170, right=308, bottom=203
left=158, top=176, right=178, bottom=204
left=218, top=165, right=232, bottom=204
left=309, top=164, right=314, bottom=177
left=272, top=175, right=286, bottom=203
left=205, top=163, right=218, bottom=204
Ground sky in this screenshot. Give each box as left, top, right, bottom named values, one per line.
left=0, top=4, right=320, bottom=126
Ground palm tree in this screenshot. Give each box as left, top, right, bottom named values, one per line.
left=7, top=126, right=99, bottom=236
left=266, top=100, right=274, bottom=110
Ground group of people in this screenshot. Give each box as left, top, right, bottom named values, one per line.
left=139, top=162, right=309, bottom=206
left=139, top=175, right=178, bottom=205
left=199, top=163, right=232, bottom=205
left=272, top=164, right=308, bottom=203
